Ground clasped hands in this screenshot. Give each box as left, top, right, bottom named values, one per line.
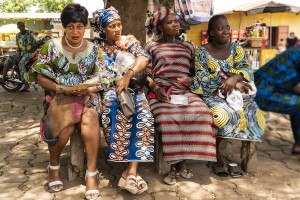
left=152, top=76, right=193, bottom=102
left=219, top=75, right=252, bottom=94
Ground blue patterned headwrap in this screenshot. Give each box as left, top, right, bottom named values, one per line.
left=90, top=6, right=121, bottom=36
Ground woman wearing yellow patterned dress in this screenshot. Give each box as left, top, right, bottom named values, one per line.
left=190, top=15, right=266, bottom=177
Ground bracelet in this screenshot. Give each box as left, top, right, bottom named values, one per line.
left=56, top=87, right=65, bottom=95
left=127, top=67, right=135, bottom=77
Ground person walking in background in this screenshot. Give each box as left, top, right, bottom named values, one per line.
left=90, top=7, right=154, bottom=195
left=190, top=15, right=266, bottom=177
left=0, top=21, right=42, bottom=92
left=28, top=4, right=111, bottom=200
left=145, top=6, right=217, bottom=185
left=254, top=46, right=300, bottom=155
left=286, top=32, right=298, bottom=49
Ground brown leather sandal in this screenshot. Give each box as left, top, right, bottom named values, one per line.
left=163, top=170, right=180, bottom=185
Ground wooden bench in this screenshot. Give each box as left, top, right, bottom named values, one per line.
left=240, top=141, right=257, bottom=172
left=155, top=136, right=257, bottom=175
left=68, top=129, right=85, bottom=181
left=68, top=128, right=258, bottom=180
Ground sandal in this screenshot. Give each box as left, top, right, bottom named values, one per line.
left=118, top=175, right=139, bottom=194
left=85, top=170, right=100, bottom=200
left=180, top=167, right=193, bottom=179
left=47, top=164, right=63, bottom=192
left=212, top=163, right=229, bottom=177
left=163, top=171, right=179, bottom=185
left=228, top=163, right=242, bottom=178
left=136, top=175, right=148, bottom=194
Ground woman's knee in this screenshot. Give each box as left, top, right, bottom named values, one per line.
left=59, top=125, right=75, bottom=139
left=81, top=109, right=99, bottom=126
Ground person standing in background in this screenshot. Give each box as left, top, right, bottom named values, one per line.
left=286, top=32, right=298, bottom=49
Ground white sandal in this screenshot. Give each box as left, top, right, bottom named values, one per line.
left=118, top=175, right=139, bottom=194
left=47, top=164, right=63, bottom=192
left=136, top=175, right=148, bottom=194
left=85, top=170, right=100, bottom=200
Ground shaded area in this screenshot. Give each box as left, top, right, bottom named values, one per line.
left=0, top=87, right=300, bottom=199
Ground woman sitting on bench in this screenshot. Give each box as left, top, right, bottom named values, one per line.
left=190, top=15, right=266, bottom=177
left=144, top=6, right=217, bottom=185
left=90, top=7, right=155, bottom=195
left=28, top=4, right=110, bottom=200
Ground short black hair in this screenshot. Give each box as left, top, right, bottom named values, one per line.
left=61, top=4, right=89, bottom=28
left=17, top=21, right=24, bottom=26
left=207, top=15, right=227, bottom=43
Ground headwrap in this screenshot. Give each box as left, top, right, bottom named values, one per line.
left=90, top=6, right=121, bottom=36
left=145, top=6, right=174, bottom=38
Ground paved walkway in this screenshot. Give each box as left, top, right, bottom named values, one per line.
left=0, top=86, right=300, bottom=200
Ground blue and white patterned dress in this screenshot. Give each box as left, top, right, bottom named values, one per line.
left=95, top=36, right=155, bottom=162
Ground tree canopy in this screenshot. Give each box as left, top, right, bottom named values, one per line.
left=0, top=0, right=74, bottom=13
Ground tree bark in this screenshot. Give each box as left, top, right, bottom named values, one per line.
left=110, top=0, right=174, bottom=45
left=110, top=0, right=148, bottom=44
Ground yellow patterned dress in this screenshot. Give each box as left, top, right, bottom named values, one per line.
left=191, top=42, right=266, bottom=141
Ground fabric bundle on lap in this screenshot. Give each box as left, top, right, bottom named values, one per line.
left=40, top=95, right=86, bottom=145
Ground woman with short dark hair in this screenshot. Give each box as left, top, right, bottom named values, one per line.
left=60, top=3, right=89, bottom=27
left=28, top=4, right=111, bottom=200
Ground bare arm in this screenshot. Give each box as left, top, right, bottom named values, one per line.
left=116, top=55, right=149, bottom=94
left=37, top=74, right=98, bottom=95
left=220, top=74, right=245, bottom=94
left=145, top=77, right=169, bottom=102
left=37, top=73, right=57, bottom=92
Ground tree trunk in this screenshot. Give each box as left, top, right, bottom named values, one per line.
left=110, top=0, right=174, bottom=45
left=110, top=0, right=148, bottom=44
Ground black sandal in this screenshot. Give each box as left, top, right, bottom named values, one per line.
left=212, top=163, right=229, bottom=177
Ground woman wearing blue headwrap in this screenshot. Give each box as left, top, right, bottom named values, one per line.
left=90, top=7, right=154, bottom=195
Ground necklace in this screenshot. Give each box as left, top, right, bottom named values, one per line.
left=64, top=36, right=83, bottom=49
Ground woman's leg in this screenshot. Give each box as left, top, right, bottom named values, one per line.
left=290, top=113, right=300, bottom=153
left=216, top=138, right=225, bottom=166
left=48, top=125, right=75, bottom=190
left=176, top=160, right=187, bottom=173
left=122, top=162, right=138, bottom=177
left=80, top=108, right=100, bottom=198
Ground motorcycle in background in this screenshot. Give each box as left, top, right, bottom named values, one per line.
left=0, top=35, right=51, bottom=92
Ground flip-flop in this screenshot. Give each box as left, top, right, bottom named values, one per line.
left=212, top=163, right=229, bottom=177
left=228, top=163, right=242, bottom=178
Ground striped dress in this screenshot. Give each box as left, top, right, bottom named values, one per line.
left=144, top=41, right=217, bottom=163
